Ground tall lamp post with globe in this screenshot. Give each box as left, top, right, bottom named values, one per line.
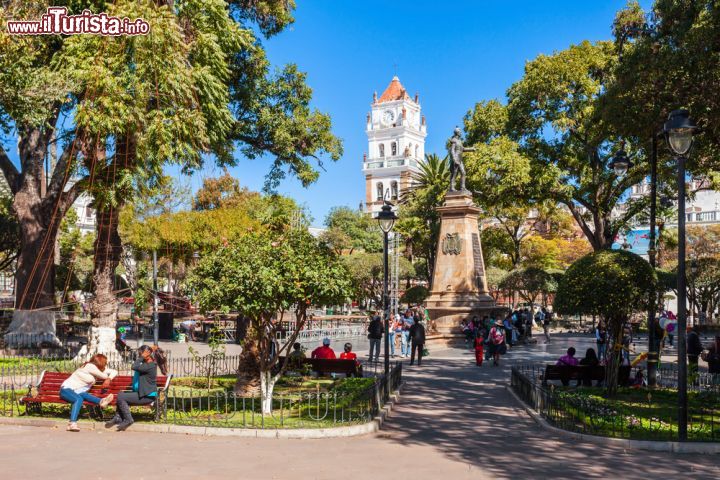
left=610, top=109, right=700, bottom=441
left=376, top=200, right=398, bottom=397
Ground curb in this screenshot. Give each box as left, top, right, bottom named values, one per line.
left=0, top=382, right=404, bottom=440
left=505, top=384, right=720, bottom=454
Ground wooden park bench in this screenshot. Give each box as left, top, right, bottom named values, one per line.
left=20, top=371, right=172, bottom=420
left=276, top=357, right=360, bottom=377
left=542, top=364, right=631, bottom=387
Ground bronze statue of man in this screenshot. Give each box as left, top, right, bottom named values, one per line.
left=448, top=127, right=475, bottom=192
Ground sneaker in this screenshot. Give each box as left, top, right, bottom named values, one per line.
left=67, top=422, right=80, bottom=432
left=99, top=394, right=114, bottom=409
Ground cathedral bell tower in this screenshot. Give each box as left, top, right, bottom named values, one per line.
left=363, top=76, right=427, bottom=213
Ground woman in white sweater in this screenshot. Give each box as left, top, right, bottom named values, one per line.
left=59, top=354, right=117, bottom=431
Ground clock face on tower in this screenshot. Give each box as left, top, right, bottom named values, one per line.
left=382, top=110, right=395, bottom=125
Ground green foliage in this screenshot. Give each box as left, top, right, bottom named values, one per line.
left=607, top=0, right=720, bottom=184
left=188, top=228, right=352, bottom=335
left=56, top=209, right=95, bottom=294
left=554, top=250, right=656, bottom=320
left=321, top=206, right=381, bottom=254
left=0, top=181, right=18, bottom=271
left=187, top=325, right=227, bottom=390
left=343, top=252, right=414, bottom=307
left=400, top=285, right=429, bottom=306
left=499, top=267, right=556, bottom=306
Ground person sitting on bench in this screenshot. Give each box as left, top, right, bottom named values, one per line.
left=288, top=342, right=306, bottom=370
left=339, top=342, right=363, bottom=377
left=60, top=354, right=117, bottom=432
left=555, top=347, right=579, bottom=386
left=108, top=345, right=167, bottom=431
left=311, top=338, right=336, bottom=359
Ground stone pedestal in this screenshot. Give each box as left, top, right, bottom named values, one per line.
left=425, top=191, right=503, bottom=340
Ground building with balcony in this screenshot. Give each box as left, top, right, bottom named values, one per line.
left=362, top=76, right=427, bottom=214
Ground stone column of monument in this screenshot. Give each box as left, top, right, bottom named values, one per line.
left=425, top=128, right=499, bottom=344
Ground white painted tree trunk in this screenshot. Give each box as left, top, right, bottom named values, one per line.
left=260, top=370, right=277, bottom=415
left=74, top=326, right=117, bottom=361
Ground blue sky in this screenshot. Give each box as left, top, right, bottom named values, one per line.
left=218, top=0, right=641, bottom=226
left=3, top=1, right=647, bottom=225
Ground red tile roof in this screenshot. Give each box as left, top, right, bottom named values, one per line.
left=378, top=76, right=410, bottom=103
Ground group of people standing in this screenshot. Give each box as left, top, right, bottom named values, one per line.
left=367, top=308, right=426, bottom=366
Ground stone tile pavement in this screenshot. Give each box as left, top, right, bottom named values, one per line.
left=1, top=334, right=718, bottom=479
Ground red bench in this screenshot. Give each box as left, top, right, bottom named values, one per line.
left=21, top=371, right=172, bottom=420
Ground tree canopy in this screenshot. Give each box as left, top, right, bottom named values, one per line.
left=554, top=249, right=656, bottom=320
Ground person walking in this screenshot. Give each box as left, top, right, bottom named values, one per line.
left=367, top=315, right=383, bottom=363
left=108, top=345, right=167, bottom=431
left=502, top=314, right=514, bottom=348
left=401, top=310, right=414, bottom=358
left=489, top=320, right=506, bottom=367
left=473, top=329, right=484, bottom=366
left=542, top=307, right=552, bottom=343
left=687, top=325, right=703, bottom=380
left=60, top=354, right=116, bottom=432
left=409, top=316, right=426, bottom=366
left=595, top=322, right=607, bottom=363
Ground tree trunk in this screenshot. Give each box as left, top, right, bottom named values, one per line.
left=235, top=326, right=261, bottom=396
left=81, top=205, right=122, bottom=356
left=260, top=370, right=276, bottom=414
left=605, top=316, right=624, bottom=396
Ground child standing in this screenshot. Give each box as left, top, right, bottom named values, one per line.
left=474, top=333, right=484, bottom=366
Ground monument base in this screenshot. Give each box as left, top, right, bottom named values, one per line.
left=423, top=190, right=508, bottom=345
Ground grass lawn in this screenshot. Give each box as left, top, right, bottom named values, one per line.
left=552, top=387, right=720, bottom=441
left=1, top=375, right=379, bottom=429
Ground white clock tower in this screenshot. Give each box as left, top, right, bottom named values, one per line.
left=363, top=76, right=427, bottom=214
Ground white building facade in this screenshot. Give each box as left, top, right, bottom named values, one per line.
left=363, top=76, right=427, bottom=214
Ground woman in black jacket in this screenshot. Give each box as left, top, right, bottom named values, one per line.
left=108, top=345, right=168, bottom=430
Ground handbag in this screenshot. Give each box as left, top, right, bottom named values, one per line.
left=422, top=347, right=430, bottom=357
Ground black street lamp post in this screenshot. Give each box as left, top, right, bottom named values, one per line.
left=663, top=109, right=699, bottom=442
left=376, top=201, right=398, bottom=398
left=610, top=109, right=699, bottom=440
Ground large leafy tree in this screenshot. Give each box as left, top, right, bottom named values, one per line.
left=506, top=41, right=648, bottom=250
left=607, top=0, right=720, bottom=185
left=189, top=229, right=352, bottom=413
left=320, top=206, right=381, bottom=254
left=343, top=252, right=414, bottom=309
left=554, top=250, right=656, bottom=393
left=0, top=1, right=341, bottom=347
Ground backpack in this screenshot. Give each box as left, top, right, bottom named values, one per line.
left=491, top=327, right=504, bottom=345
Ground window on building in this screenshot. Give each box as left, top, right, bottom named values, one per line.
left=391, top=181, right=398, bottom=200
left=379, top=144, right=385, bottom=157
left=391, top=142, right=397, bottom=156
left=376, top=182, right=384, bottom=201
left=415, top=145, right=419, bottom=158
left=85, top=206, right=95, bottom=218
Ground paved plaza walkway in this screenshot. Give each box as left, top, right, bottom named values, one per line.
left=1, top=335, right=718, bottom=479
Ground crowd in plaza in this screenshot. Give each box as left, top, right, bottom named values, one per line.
left=461, top=308, right=552, bottom=367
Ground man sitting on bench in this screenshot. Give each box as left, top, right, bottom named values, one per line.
left=311, top=338, right=336, bottom=359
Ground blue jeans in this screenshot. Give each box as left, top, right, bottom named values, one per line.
left=387, top=332, right=396, bottom=356
left=59, top=387, right=102, bottom=422
left=401, top=331, right=410, bottom=356
left=597, top=343, right=606, bottom=362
